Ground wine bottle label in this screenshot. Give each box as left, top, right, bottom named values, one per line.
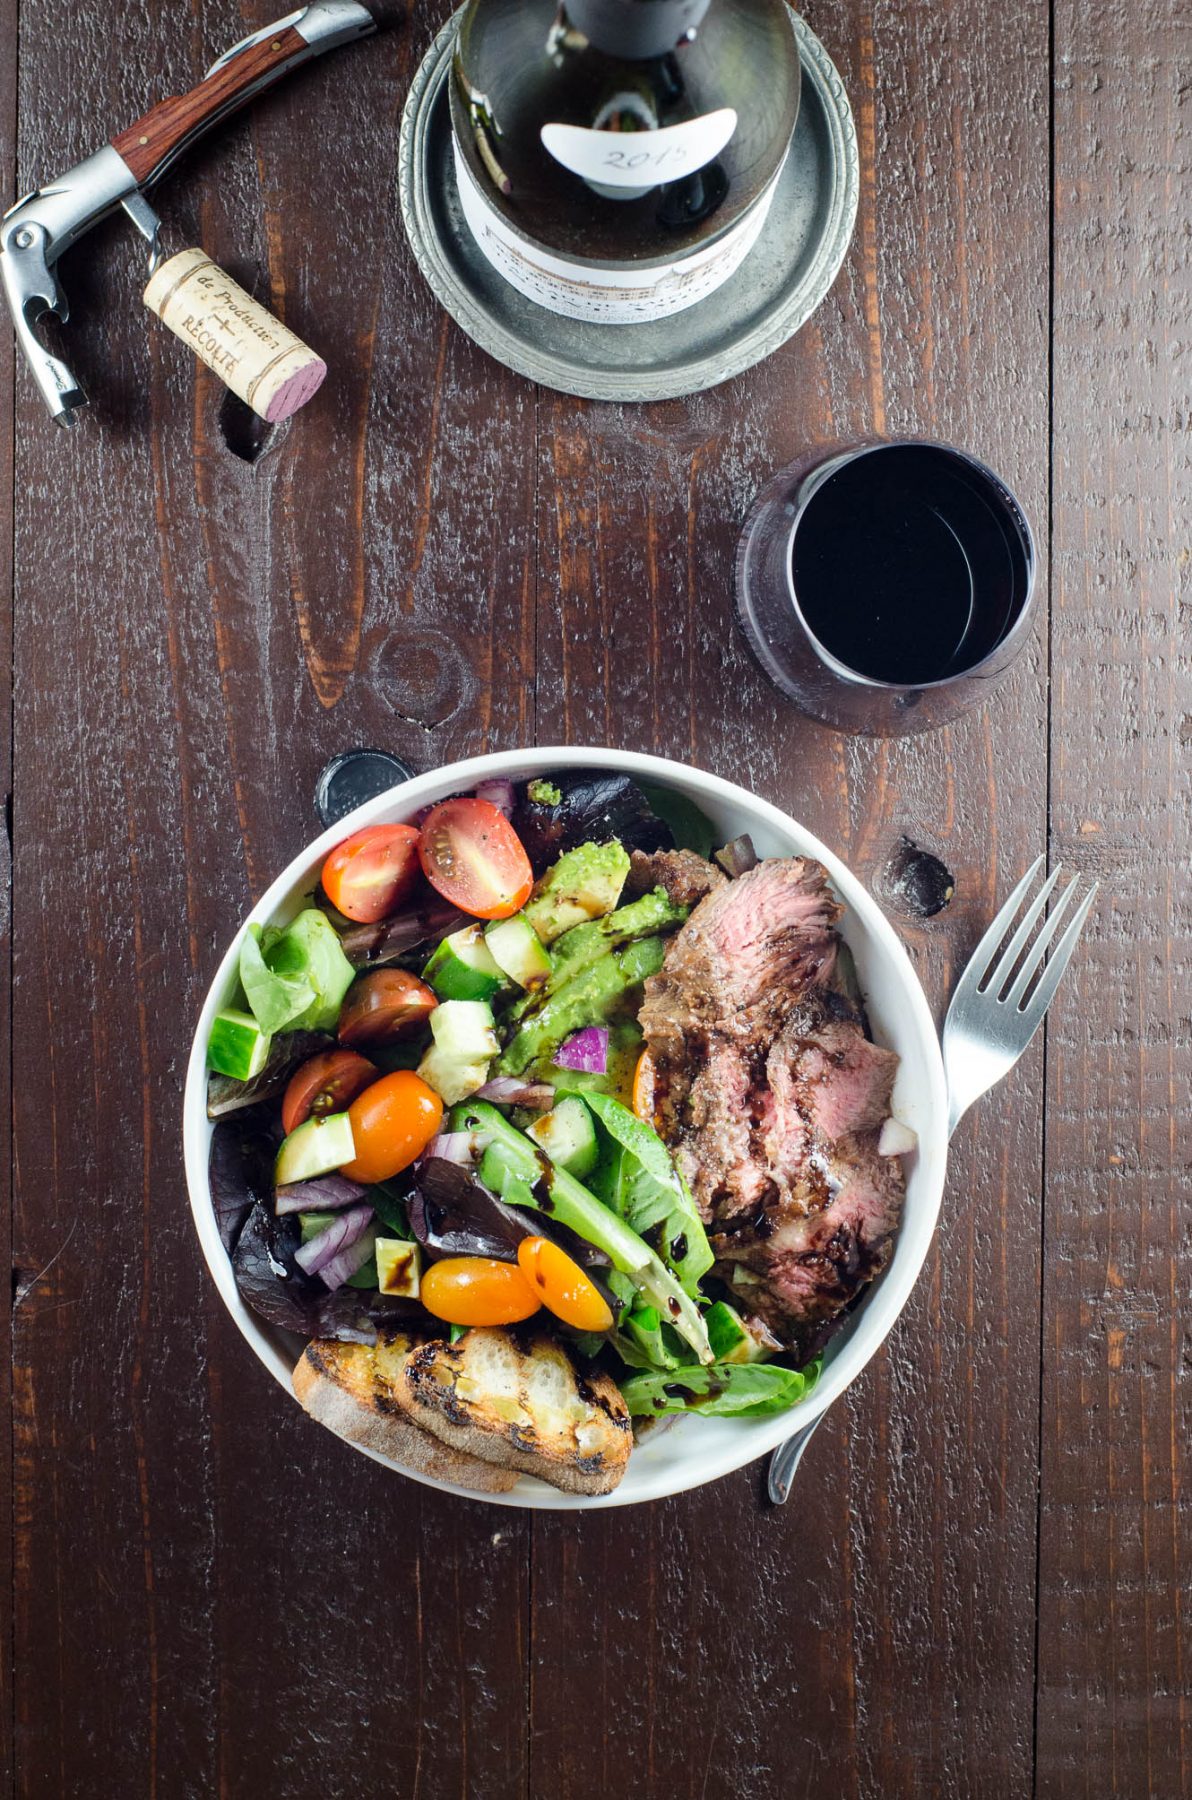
left=143, top=249, right=327, bottom=423
left=453, top=141, right=783, bottom=325
left=541, top=108, right=738, bottom=189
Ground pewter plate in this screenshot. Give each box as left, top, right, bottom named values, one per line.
left=398, top=9, right=860, bottom=402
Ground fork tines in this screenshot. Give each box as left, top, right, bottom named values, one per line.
left=970, top=854, right=1099, bottom=1023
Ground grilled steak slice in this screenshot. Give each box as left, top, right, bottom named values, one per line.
left=639, top=856, right=904, bottom=1356
left=640, top=859, right=842, bottom=1148
left=715, top=1158, right=905, bottom=1364
left=642, top=858, right=840, bottom=1041
left=624, top=847, right=726, bottom=909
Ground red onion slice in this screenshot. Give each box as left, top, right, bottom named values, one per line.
left=423, top=1130, right=475, bottom=1166
left=318, top=1227, right=379, bottom=1293
left=553, top=1026, right=609, bottom=1073
left=473, top=777, right=516, bottom=817
left=275, top=1173, right=369, bottom=1216
left=475, top=1077, right=556, bottom=1108
left=294, top=1203, right=374, bottom=1278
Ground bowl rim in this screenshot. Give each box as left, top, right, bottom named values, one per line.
left=183, top=746, right=948, bottom=1509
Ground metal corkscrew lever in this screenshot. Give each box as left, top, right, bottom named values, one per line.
left=0, top=1, right=375, bottom=426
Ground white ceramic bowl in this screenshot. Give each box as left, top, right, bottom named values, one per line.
left=184, top=748, right=948, bottom=1509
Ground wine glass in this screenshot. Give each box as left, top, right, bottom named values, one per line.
left=734, top=439, right=1038, bottom=736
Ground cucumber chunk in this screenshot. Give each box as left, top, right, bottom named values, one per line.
left=429, top=999, right=499, bottom=1061
left=484, top=915, right=552, bottom=991
left=704, top=1300, right=775, bottom=1364
left=422, top=925, right=505, bottom=1001
left=418, top=1043, right=492, bottom=1106
left=527, top=1095, right=599, bottom=1179
left=207, top=1008, right=272, bottom=1081
left=274, top=1113, right=356, bottom=1186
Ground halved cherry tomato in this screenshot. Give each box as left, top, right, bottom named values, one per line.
left=417, top=798, right=533, bottom=920
left=517, top=1236, right=614, bottom=1333
left=321, top=824, right=422, bottom=924
left=339, top=1070, right=443, bottom=1184
left=420, top=1257, right=540, bottom=1327
left=631, top=1049, right=657, bottom=1125
left=281, top=1049, right=378, bottom=1137
left=337, top=969, right=438, bottom=1047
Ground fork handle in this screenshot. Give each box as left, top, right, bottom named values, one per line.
left=767, top=1413, right=825, bottom=1503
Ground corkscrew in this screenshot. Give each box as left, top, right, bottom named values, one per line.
left=0, top=1, right=375, bottom=426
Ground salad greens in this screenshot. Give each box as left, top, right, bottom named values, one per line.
left=209, top=768, right=824, bottom=1469
left=238, top=909, right=354, bottom=1035
left=454, top=1098, right=713, bottom=1365
left=580, top=1092, right=713, bottom=1295
left=638, top=782, right=717, bottom=860
left=619, top=1360, right=822, bottom=1419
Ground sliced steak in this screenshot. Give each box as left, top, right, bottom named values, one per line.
left=624, top=846, right=726, bottom=909
left=639, top=856, right=904, bottom=1356
left=642, top=858, right=841, bottom=1039
left=716, top=1157, right=904, bottom=1364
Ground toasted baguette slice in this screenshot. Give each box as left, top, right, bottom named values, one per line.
left=399, top=1328, right=632, bottom=1497
left=293, top=1334, right=519, bottom=1495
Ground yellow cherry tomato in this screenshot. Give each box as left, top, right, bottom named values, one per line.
left=339, top=1070, right=442, bottom=1184
left=517, top=1236, right=614, bottom=1334
left=632, top=1049, right=658, bottom=1127
left=420, top=1257, right=541, bottom=1327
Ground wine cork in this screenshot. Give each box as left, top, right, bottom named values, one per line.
left=144, top=248, right=326, bottom=423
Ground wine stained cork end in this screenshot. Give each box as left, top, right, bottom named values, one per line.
left=264, top=356, right=328, bottom=422
left=144, top=247, right=327, bottom=424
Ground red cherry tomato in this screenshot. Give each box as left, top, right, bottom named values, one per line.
left=281, top=1050, right=379, bottom=1137
left=420, top=1257, right=541, bottom=1327
left=517, top=1236, right=614, bottom=1333
left=339, top=1070, right=443, bottom=1184
left=337, top=970, right=438, bottom=1047
left=321, top=824, right=422, bottom=924
left=417, top=798, right=534, bottom=921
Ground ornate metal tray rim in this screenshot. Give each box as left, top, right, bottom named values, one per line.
left=398, top=7, right=860, bottom=402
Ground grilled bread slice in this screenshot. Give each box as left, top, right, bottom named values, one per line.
left=293, top=1333, right=519, bottom=1495
left=398, top=1327, right=632, bottom=1497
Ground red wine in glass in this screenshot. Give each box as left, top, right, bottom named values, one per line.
left=735, top=441, right=1037, bottom=735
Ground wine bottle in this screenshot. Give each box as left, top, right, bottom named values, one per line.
left=449, top=0, right=801, bottom=324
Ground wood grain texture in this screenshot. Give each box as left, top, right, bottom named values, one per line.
left=111, top=26, right=310, bottom=184
left=0, top=0, right=15, bottom=1786
left=4, top=0, right=1189, bottom=1795
left=1037, top=2, right=1191, bottom=1793
left=528, top=0, right=1050, bottom=1791
left=11, top=4, right=532, bottom=1796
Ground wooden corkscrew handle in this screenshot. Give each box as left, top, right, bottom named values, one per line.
left=108, top=4, right=375, bottom=187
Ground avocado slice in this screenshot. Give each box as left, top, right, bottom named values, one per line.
left=507, top=888, right=686, bottom=1028
left=521, top=841, right=631, bottom=944
left=496, top=937, right=666, bottom=1076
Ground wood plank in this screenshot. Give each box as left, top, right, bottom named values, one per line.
left=9, top=3, right=534, bottom=1794
left=0, top=0, right=16, bottom=1784
left=527, top=0, right=1051, bottom=1792
left=1037, top=2, right=1191, bottom=1792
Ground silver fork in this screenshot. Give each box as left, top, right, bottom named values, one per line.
left=768, top=854, right=1099, bottom=1504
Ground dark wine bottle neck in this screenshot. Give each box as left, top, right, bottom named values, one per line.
left=564, top=0, right=713, bottom=60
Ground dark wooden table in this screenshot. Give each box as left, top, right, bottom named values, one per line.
left=2, top=1, right=1188, bottom=1794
